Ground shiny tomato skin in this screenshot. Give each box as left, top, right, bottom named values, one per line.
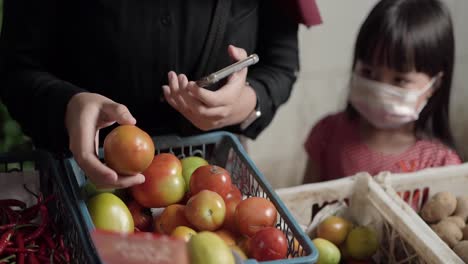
left=126, top=200, right=153, bottom=232
left=130, top=153, right=185, bottom=208
left=235, top=197, right=277, bottom=237
left=189, top=165, right=232, bottom=198
left=250, top=227, right=288, bottom=261
left=225, top=185, right=242, bottom=203
left=103, top=125, right=155, bottom=175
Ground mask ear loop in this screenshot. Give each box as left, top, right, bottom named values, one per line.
left=431, top=72, right=444, bottom=91
left=413, top=73, right=444, bottom=116
left=420, top=73, right=443, bottom=99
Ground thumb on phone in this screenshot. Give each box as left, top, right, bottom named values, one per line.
left=228, top=45, right=248, bottom=61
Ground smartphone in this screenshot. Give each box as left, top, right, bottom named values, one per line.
left=196, top=54, right=259, bottom=89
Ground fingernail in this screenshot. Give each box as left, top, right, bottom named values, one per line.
left=162, top=86, right=170, bottom=94
left=122, top=113, right=134, bottom=122
left=138, top=175, right=146, bottom=184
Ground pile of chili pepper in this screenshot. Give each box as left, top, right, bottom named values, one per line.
left=0, top=187, right=70, bottom=264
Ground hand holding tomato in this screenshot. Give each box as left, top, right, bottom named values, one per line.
left=65, top=92, right=145, bottom=189
left=104, top=125, right=155, bottom=176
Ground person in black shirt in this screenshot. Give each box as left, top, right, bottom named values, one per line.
left=0, top=0, right=299, bottom=188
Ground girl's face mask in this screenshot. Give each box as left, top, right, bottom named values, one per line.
left=348, top=73, right=438, bottom=129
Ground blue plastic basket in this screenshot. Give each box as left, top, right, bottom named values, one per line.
left=61, top=131, right=318, bottom=264
left=0, top=150, right=100, bottom=264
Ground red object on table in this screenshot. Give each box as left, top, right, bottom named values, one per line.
left=279, top=0, right=323, bottom=27
left=91, top=230, right=189, bottom=264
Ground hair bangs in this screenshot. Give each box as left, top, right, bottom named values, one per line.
left=355, top=9, right=416, bottom=73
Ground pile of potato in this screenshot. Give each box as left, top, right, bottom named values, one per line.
left=420, top=192, right=468, bottom=262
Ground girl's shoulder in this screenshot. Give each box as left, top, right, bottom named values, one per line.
left=305, top=111, right=357, bottom=148
left=313, top=111, right=356, bottom=130
left=415, top=138, right=462, bottom=166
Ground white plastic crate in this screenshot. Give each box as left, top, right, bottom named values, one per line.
left=376, top=164, right=468, bottom=263
left=276, top=173, right=459, bottom=264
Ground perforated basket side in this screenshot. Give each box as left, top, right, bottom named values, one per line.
left=375, top=165, right=468, bottom=263
left=0, top=151, right=98, bottom=264
left=277, top=173, right=459, bottom=264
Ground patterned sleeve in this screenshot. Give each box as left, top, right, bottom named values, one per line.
left=304, top=115, right=335, bottom=163
left=440, top=148, right=462, bottom=166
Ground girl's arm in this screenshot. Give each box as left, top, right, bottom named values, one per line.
left=302, top=159, right=321, bottom=184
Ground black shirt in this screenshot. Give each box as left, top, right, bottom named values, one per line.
left=0, top=0, right=299, bottom=153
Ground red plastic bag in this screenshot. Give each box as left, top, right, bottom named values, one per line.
left=279, top=0, right=323, bottom=27
left=91, top=230, right=189, bottom=264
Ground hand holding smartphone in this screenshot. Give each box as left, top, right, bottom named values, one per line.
left=196, top=54, right=259, bottom=89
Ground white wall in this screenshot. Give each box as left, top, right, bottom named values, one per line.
left=247, top=0, right=468, bottom=188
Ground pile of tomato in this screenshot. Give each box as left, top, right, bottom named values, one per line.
left=85, top=125, right=299, bottom=262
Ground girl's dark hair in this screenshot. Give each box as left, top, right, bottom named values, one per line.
left=346, top=0, right=456, bottom=148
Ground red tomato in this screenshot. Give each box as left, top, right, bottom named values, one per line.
left=154, top=204, right=193, bottom=234
left=130, top=153, right=186, bottom=208
left=103, top=125, right=155, bottom=175
left=126, top=200, right=153, bottom=232
left=249, top=227, right=288, bottom=261
left=222, top=198, right=241, bottom=233
left=189, top=165, right=232, bottom=198
left=225, top=185, right=242, bottom=203
left=235, top=197, right=277, bottom=237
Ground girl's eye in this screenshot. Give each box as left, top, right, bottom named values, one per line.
left=394, top=77, right=410, bottom=86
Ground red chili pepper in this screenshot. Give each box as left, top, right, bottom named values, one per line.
left=20, top=195, right=55, bottom=224
left=20, top=207, right=40, bottom=223
left=16, top=232, right=25, bottom=264
left=53, top=251, right=64, bottom=264
left=27, top=254, right=40, bottom=264
left=2, top=207, right=20, bottom=223
left=58, top=235, right=65, bottom=250
left=0, top=223, right=16, bottom=231
left=0, top=199, right=27, bottom=209
left=0, top=223, right=36, bottom=232
left=42, top=232, right=56, bottom=250
left=2, top=247, right=37, bottom=253
left=35, top=254, right=49, bottom=263
left=38, top=243, right=46, bottom=256
left=63, top=249, right=70, bottom=263
left=24, top=206, right=48, bottom=243
left=0, top=229, right=15, bottom=255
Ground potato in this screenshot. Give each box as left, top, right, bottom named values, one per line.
left=431, top=219, right=462, bottom=248
left=444, top=216, right=466, bottom=229
left=463, top=225, right=468, bottom=240
left=454, top=196, right=468, bottom=221
left=421, top=192, right=457, bottom=223
left=453, top=241, right=468, bottom=262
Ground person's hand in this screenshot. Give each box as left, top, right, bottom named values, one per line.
left=162, top=45, right=257, bottom=131
left=65, top=92, right=146, bottom=189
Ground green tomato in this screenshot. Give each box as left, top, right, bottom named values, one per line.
left=180, top=156, right=209, bottom=191
left=313, top=238, right=341, bottom=264
left=188, top=231, right=235, bottom=264
left=87, top=193, right=134, bottom=233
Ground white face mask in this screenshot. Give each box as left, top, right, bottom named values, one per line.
left=348, top=73, right=437, bottom=129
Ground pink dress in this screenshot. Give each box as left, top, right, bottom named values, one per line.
left=304, top=111, right=461, bottom=181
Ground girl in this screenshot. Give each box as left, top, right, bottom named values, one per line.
left=303, top=0, right=462, bottom=183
